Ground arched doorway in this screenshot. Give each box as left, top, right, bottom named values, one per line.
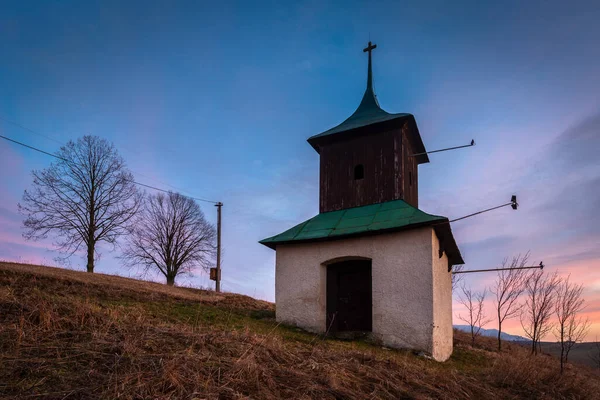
left=326, top=258, right=372, bottom=333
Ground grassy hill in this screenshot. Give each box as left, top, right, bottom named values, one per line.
left=538, top=341, right=600, bottom=369
left=1, top=262, right=599, bottom=399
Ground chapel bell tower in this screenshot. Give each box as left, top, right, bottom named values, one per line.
left=260, top=41, right=464, bottom=362
left=307, top=41, right=430, bottom=213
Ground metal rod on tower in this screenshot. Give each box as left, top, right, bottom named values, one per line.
left=410, top=139, right=475, bottom=157
left=449, top=195, right=518, bottom=223
left=215, top=202, right=223, bottom=292
left=452, top=262, right=544, bottom=274
left=435, top=195, right=518, bottom=226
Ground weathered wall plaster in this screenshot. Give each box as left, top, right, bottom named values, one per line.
left=274, top=227, right=453, bottom=361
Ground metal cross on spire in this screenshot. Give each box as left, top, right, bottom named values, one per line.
left=363, top=41, right=377, bottom=55
left=363, top=41, right=377, bottom=90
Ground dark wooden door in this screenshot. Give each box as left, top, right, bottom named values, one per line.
left=326, top=260, right=372, bottom=333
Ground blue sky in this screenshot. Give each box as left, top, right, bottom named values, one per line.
left=1, top=1, right=600, bottom=336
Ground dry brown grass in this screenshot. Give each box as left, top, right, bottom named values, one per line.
left=1, top=261, right=599, bottom=400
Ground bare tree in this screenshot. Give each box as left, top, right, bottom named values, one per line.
left=19, top=136, right=140, bottom=273
left=490, top=253, right=531, bottom=351
left=452, top=264, right=464, bottom=292
left=122, top=192, right=216, bottom=286
left=457, top=284, right=490, bottom=346
left=520, top=270, right=560, bottom=355
left=554, top=277, right=590, bottom=373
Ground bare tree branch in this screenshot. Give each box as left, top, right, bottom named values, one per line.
left=457, top=284, right=491, bottom=346
left=121, top=192, right=216, bottom=286
left=452, top=264, right=464, bottom=292
left=554, top=276, right=590, bottom=373
left=18, top=136, right=141, bottom=272
left=520, top=270, right=560, bottom=355
left=490, top=253, right=531, bottom=351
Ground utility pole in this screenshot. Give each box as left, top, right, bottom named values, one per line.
left=215, top=202, right=223, bottom=292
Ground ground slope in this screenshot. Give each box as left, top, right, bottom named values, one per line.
left=0, top=261, right=598, bottom=399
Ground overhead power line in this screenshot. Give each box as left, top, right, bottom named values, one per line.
left=0, top=115, right=209, bottom=201
left=0, top=115, right=64, bottom=146
left=0, top=134, right=69, bottom=162
left=0, top=119, right=224, bottom=291
left=0, top=134, right=219, bottom=204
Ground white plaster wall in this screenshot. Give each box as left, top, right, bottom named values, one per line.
left=431, top=230, right=453, bottom=361
left=275, top=227, right=453, bottom=360
left=275, top=243, right=327, bottom=333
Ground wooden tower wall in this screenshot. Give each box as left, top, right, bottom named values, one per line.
left=319, top=121, right=419, bottom=213
left=401, top=123, right=418, bottom=209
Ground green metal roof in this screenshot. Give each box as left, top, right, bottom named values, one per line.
left=259, top=199, right=464, bottom=265
left=308, top=50, right=408, bottom=141
left=309, top=95, right=413, bottom=140
left=306, top=45, right=429, bottom=164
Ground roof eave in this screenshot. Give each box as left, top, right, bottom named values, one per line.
left=260, top=218, right=464, bottom=266
left=260, top=218, right=449, bottom=250
left=307, top=115, right=430, bottom=164
left=405, top=115, right=429, bottom=165
left=433, top=223, right=465, bottom=266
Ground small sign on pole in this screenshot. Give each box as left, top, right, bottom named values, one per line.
left=210, top=267, right=221, bottom=281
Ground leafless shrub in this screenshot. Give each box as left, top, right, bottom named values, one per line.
left=490, top=253, right=531, bottom=351
left=122, top=192, right=216, bottom=286
left=520, top=270, right=560, bottom=355
left=457, top=284, right=490, bottom=345
left=19, top=136, right=141, bottom=272
left=452, top=264, right=464, bottom=291
left=554, top=276, right=590, bottom=373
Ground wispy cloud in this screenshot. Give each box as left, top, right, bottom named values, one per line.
left=454, top=110, right=600, bottom=339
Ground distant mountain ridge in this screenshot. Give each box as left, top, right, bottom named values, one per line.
left=454, top=325, right=530, bottom=342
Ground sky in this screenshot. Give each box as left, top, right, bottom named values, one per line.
left=1, top=1, right=599, bottom=340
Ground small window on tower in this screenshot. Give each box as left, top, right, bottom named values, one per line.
left=354, top=164, right=364, bottom=180
left=409, top=171, right=413, bottom=186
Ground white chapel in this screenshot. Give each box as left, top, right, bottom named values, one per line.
left=260, top=42, right=463, bottom=361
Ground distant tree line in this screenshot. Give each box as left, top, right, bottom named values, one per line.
left=454, top=253, right=590, bottom=374
left=19, top=135, right=216, bottom=286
